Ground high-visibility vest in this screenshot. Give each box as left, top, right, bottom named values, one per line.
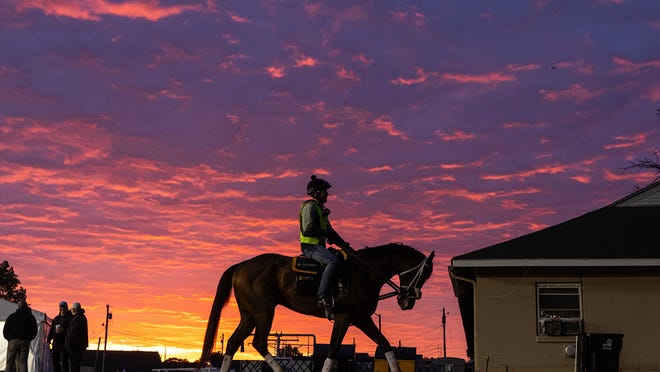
left=299, top=200, right=328, bottom=245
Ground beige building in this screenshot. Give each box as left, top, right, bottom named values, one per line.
left=449, top=181, right=660, bottom=372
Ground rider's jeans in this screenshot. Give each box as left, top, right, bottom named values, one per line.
left=301, top=244, right=340, bottom=298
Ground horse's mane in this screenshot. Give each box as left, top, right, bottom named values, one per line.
left=357, top=242, right=421, bottom=259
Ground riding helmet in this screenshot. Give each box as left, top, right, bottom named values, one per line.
left=306, top=175, right=331, bottom=196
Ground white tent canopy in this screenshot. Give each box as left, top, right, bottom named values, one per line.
left=1, top=299, right=53, bottom=372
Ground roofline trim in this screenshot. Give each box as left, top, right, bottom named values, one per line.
left=451, top=258, right=660, bottom=267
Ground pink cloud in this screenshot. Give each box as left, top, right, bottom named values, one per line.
left=603, top=169, right=656, bottom=183
left=227, top=10, right=249, bottom=24
left=539, top=83, right=606, bottom=102
left=336, top=67, right=361, bottom=81
left=353, top=53, right=373, bottom=66
left=295, top=56, right=318, bottom=67
left=570, top=175, right=592, bottom=184
left=389, top=6, right=426, bottom=27
left=440, top=71, right=516, bottom=85
left=266, top=65, right=286, bottom=78
left=433, top=130, right=475, bottom=141
left=642, top=87, right=660, bottom=102
left=0, top=65, right=19, bottom=76
left=317, top=136, right=333, bottom=146
left=415, top=174, right=457, bottom=183
left=553, top=59, right=594, bottom=75
left=153, top=45, right=201, bottom=63
left=604, top=133, right=647, bottom=150
left=13, top=0, right=204, bottom=22
left=391, top=68, right=516, bottom=87
left=303, top=3, right=321, bottom=17
left=367, top=165, right=393, bottom=173
left=371, top=117, right=409, bottom=140
left=439, top=159, right=485, bottom=170
left=501, top=199, right=527, bottom=210
left=553, top=59, right=595, bottom=74
left=1, top=117, right=112, bottom=164
left=285, top=45, right=319, bottom=68
left=424, top=187, right=541, bottom=203
left=482, top=164, right=571, bottom=181
left=391, top=67, right=431, bottom=85
left=507, top=63, right=541, bottom=71
left=502, top=121, right=548, bottom=129
left=148, top=88, right=192, bottom=101
left=612, top=56, right=660, bottom=73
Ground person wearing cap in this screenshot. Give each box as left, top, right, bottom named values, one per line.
left=3, top=300, right=38, bottom=372
left=47, top=301, right=72, bottom=372
left=299, top=175, right=354, bottom=319
left=65, top=302, right=88, bottom=372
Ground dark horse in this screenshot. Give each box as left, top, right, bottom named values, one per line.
left=199, top=243, right=434, bottom=372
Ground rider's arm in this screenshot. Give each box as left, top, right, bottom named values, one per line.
left=326, top=221, right=352, bottom=251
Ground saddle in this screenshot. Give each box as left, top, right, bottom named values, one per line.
left=292, top=249, right=350, bottom=296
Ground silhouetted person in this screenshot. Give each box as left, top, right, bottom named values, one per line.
left=65, top=302, right=88, bottom=372
left=299, top=175, right=353, bottom=319
left=3, top=300, right=38, bottom=372
left=47, top=301, right=72, bottom=372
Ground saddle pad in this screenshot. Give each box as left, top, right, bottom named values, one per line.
left=292, top=256, right=322, bottom=274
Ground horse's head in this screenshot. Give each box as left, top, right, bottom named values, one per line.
left=396, top=251, right=434, bottom=310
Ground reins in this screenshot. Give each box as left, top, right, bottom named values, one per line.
left=377, top=254, right=432, bottom=301
left=351, top=247, right=429, bottom=301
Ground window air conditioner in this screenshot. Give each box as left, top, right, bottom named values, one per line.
left=540, top=318, right=582, bottom=336
left=540, top=318, right=563, bottom=336
left=562, top=318, right=582, bottom=335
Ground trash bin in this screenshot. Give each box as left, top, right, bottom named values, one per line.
left=586, top=333, right=623, bottom=372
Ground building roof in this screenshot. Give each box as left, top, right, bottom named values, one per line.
left=452, top=182, right=660, bottom=268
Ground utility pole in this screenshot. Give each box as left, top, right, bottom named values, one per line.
left=93, top=337, right=101, bottom=370
left=374, top=313, right=382, bottom=332
left=102, top=304, right=111, bottom=372
left=442, top=307, right=447, bottom=364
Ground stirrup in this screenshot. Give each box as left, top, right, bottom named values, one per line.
left=318, top=297, right=333, bottom=308
left=318, top=297, right=334, bottom=320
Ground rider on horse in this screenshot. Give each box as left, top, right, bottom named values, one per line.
left=299, top=175, right=354, bottom=318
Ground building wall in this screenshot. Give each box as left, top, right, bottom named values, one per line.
left=472, top=274, right=660, bottom=372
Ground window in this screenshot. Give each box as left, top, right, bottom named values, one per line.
left=537, top=283, right=582, bottom=336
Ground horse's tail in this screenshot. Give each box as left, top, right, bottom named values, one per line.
left=199, top=263, right=239, bottom=366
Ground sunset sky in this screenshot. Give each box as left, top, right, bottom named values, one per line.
left=1, top=0, right=659, bottom=363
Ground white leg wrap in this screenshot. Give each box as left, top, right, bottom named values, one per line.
left=219, top=354, right=233, bottom=372
left=264, top=353, right=284, bottom=372
left=385, top=351, right=401, bottom=372
left=321, top=358, right=335, bottom=372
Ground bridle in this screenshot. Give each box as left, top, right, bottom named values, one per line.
left=379, top=251, right=434, bottom=302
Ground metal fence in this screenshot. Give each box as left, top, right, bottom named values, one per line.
left=237, top=359, right=374, bottom=372
left=240, top=359, right=313, bottom=372
left=216, top=359, right=459, bottom=372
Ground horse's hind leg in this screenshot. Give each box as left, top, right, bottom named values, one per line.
left=219, top=313, right=255, bottom=372
left=251, top=309, right=285, bottom=372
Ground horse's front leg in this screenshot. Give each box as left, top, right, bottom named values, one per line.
left=352, top=316, right=401, bottom=372
left=321, top=314, right=352, bottom=372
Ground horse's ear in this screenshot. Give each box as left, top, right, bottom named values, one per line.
left=428, top=251, right=435, bottom=260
